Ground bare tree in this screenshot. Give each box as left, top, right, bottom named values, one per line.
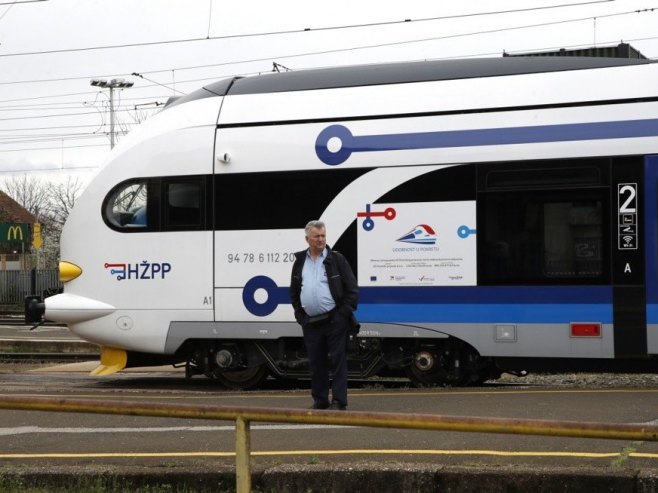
left=48, top=176, right=83, bottom=227
left=1, top=174, right=50, bottom=223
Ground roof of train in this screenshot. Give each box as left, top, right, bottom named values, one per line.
left=165, top=56, right=653, bottom=109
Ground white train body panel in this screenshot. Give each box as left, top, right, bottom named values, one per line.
left=40, top=57, right=658, bottom=375
left=53, top=98, right=221, bottom=353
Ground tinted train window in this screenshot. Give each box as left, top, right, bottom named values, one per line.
left=214, top=168, right=369, bottom=230
left=478, top=160, right=610, bottom=285
left=164, top=179, right=202, bottom=229
left=479, top=192, right=607, bottom=284
left=103, top=175, right=207, bottom=233
left=104, top=180, right=149, bottom=229
left=486, top=166, right=601, bottom=189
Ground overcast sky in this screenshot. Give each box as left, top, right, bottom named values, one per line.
left=1, top=0, right=657, bottom=186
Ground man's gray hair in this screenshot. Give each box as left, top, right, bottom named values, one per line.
left=305, top=220, right=325, bottom=236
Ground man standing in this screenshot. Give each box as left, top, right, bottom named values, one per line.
left=290, top=220, right=359, bottom=410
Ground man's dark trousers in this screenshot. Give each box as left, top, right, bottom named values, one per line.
left=302, top=313, right=349, bottom=408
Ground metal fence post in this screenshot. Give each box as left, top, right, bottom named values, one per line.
left=235, top=416, right=252, bottom=493
left=30, top=269, right=36, bottom=298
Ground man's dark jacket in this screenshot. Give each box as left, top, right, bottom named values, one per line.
left=290, top=246, right=359, bottom=327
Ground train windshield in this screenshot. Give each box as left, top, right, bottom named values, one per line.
left=104, top=180, right=148, bottom=229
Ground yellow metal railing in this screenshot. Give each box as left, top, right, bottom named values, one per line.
left=0, top=396, right=657, bottom=493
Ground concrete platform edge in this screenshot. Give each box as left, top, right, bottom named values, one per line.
left=0, top=464, right=657, bottom=492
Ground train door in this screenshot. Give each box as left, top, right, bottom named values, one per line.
left=643, top=154, right=658, bottom=356
left=611, top=156, right=648, bottom=358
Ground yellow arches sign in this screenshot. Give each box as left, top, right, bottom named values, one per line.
left=1, top=223, right=27, bottom=242
left=0, top=223, right=42, bottom=249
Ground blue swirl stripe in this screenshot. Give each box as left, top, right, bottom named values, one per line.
left=315, top=119, right=658, bottom=165
left=242, top=276, right=613, bottom=323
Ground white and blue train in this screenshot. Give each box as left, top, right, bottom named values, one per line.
left=27, top=56, right=658, bottom=387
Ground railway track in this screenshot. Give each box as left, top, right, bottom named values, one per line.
left=0, top=317, right=64, bottom=327
left=0, top=352, right=98, bottom=363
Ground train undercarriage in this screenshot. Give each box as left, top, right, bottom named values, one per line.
left=179, top=337, right=503, bottom=390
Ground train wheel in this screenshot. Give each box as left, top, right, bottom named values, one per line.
left=404, top=348, right=470, bottom=387
left=405, top=350, right=450, bottom=387
left=211, top=364, right=268, bottom=390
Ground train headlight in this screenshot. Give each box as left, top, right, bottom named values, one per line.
left=59, top=261, right=82, bottom=282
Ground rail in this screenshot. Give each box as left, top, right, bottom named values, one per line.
left=0, top=317, right=65, bottom=327
left=0, top=352, right=98, bottom=362
left=0, top=396, right=656, bottom=493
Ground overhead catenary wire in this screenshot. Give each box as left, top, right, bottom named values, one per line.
left=0, top=101, right=162, bottom=111
left=1, top=30, right=654, bottom=109
left=0, top=1, right=621, bottom=59
left=131, top=72, right=186, bottom=95
left=0, top=143, right=108, bottom=152
left=0, top=32, right=655, bottom=148
left=0, top=0, right=48, bottom=5
left=0, top=106, right=161, bottom=122
left=0, top=123, right=140, bottom=132
left=0, top=90, right=177, bottom=105
left=0, top=3, right=653, bottom=93
left=0, top=0, right=49, bottom=25
left=0, top=163, right=100, bottom=172
left=0, top=133, right=110, bottom=144
left=0, top=16, right=656, bottom=90
left=0, top=2, right=656, bottom=166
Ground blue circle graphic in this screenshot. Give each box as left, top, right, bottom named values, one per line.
left=457, top=225, right=477, bottom=238
left=315, top=125, right=354, bottom=165
left=243, top=276, right=279, bottom=317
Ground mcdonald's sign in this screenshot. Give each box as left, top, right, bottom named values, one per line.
left=0, top=223, right=29, bottom=243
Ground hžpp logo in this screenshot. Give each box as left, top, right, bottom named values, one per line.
left=396, top=224, right=437, bottom=245
left=104, top=261, right=172, bottom=281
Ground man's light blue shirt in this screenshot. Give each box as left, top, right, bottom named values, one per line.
left=300, top=248, right=336, bottom=316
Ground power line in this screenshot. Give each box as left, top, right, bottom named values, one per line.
left=260, top=9, right=656, bottom=62
left=0, top=1, right=622, bottom=58
left=0, top=134, right=108, bottom=144
left=0, top=143, right=107, bottom=153
left=206, top=0, right=213, bottom=39
left=0, top=122, right=141, bottom=132
left=0, top=8, right=654, bottom=91
left=0, top=90, right=174, bottom=104
left=0, top=0, right=47, bottom=25
left=0, top=0, right=48, bottom=5
left=0, top=29, right=654, bottom=114
left=0, top=109, right=102, bottom=121
left=0, top=101, right=163, bottom=111
left=0, top=4, right=655, bottom=153
left=131, top=72, right=185, bottom=95
left=0, top=31, right=655, bottom=132
left=0, top=105, right=160, bottom=122
left=0, top=104, right=87, bottom=111
left=0, top=164, right=99, bottom=174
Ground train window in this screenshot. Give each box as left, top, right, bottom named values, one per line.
left=214, top=168, right=369, bottom=230
left=378, top=164, right=476, bottom=202
left=479, top=189, right=608, bottom=285
left=486, top=167, right=601, bottom=189
left=103, top=180, right=149, bottom=230
left=163, top=179, right=202, bottom=229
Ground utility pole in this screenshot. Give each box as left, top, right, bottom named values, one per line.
left=90, top=78, right=134, bottom=149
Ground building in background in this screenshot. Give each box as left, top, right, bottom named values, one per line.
left=0, top=191, right=37, bottom=270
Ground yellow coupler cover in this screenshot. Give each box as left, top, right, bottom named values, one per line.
left=91, top=347, right=128, bottom=376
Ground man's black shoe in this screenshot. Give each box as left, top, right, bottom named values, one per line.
left=329, top=401, right=347, bottom=411
left=309, top=402, right=330, bottom=410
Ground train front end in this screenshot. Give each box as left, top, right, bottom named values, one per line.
left=25, top=88, right=224, bottom=375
